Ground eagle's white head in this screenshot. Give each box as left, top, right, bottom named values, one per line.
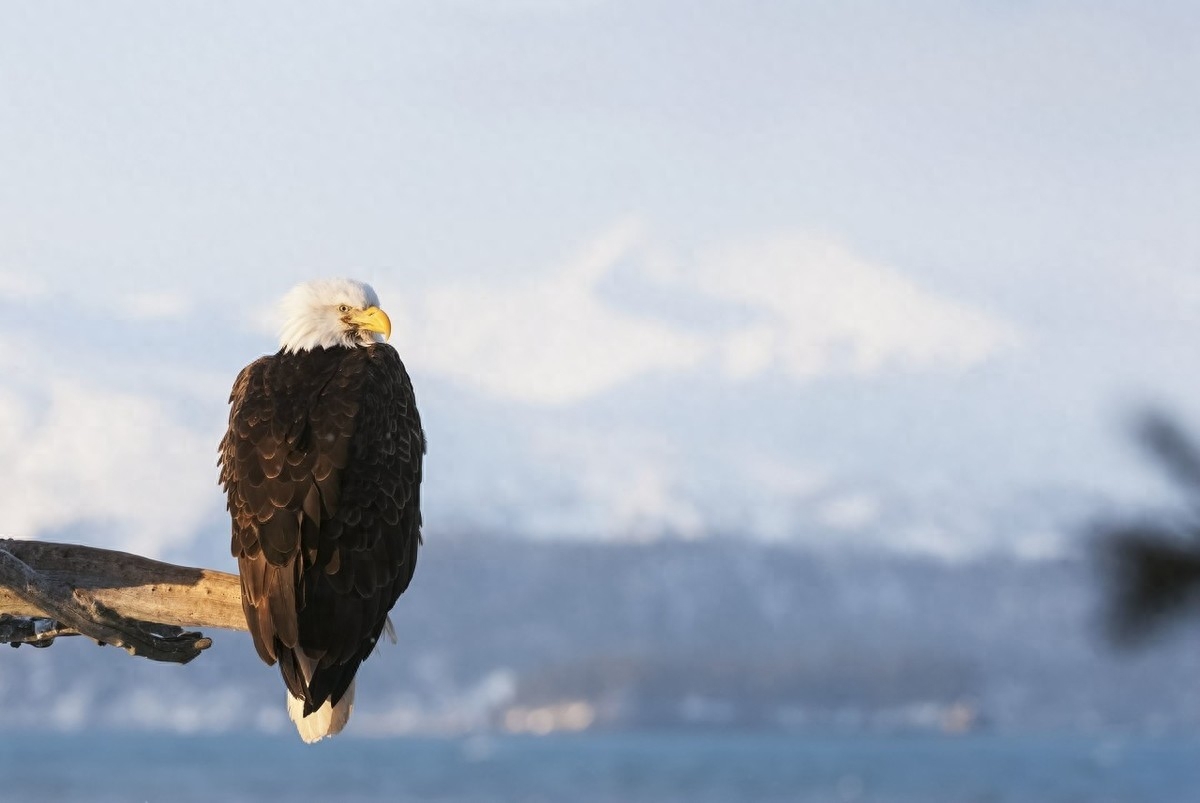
left=278, top=278, right=393, bottom=353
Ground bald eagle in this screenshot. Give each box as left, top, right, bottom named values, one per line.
left=219, top=279, right=425, bottom=743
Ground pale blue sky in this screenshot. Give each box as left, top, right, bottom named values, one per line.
left=0, top=2, right=1197, bottom=560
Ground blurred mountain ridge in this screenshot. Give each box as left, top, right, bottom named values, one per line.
left=3, top=532, right=1200, bottom=737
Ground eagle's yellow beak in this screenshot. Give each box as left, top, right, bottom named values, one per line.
left=350, top=306, right=392, bottom=341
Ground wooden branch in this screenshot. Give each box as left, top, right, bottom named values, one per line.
left=0, top=538, right=247, bottom=664
left=0, top=614, right=83, bottom=646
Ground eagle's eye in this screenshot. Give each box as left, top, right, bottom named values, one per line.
left=338, top=304, right=352, bottom=314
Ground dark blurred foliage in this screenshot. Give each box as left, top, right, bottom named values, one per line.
left=1100, top=411, right=1200, bottom=647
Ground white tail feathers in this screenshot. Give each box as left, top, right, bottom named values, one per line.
left=287, top=680, right=355, bottom=743
left=287, top=652, right=355, bottom=743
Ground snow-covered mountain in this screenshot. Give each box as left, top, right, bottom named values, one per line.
left=2, top=277, right=1179, bottom=569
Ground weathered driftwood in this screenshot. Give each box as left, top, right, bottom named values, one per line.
left=0, top=538, right=246, bottom=664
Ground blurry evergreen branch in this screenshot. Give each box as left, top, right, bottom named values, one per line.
left=1100, top=411, right=1200, bottom=646
left=0, top=539, right=245, bottom=663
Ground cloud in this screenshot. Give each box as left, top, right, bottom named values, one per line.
left=402, top=225, right=1021, bottom=405
left=681, top=232, right=1023, bottom=381
left=409, top=222, right=707, bottom=405
left=521, top=424, right=705, bottom=540
left=0, top=379, right=214, bottom=557
left=118, top=290, right=194, bottom=322
left=442, top=0, right=606, bottom=12
left=818, top=491, right=882, bottom=531
left=0, top=272, right=48, bottom=302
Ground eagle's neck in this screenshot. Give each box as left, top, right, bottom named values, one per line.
left=279, top=326, right=373, bottom=354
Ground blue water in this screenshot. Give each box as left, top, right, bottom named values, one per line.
left=0, top=731, right=1196, bottom=802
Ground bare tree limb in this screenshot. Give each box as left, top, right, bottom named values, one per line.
left=1098, top=522, right=1200, bottom=645
left=0, top=614, right=83, bottom=646
left=1098, top=411, right=1200, bottom=647
left=1137, top=411, right=1200, bottom=514
left=0, top=538, right=246, bottom=664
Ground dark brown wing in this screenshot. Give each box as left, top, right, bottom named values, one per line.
left=294, top=345, right=425, bottom=712
left=219, top=345, right=424, bottom=713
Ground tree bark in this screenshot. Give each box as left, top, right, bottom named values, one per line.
left=0, top=538, right=246, bottom=664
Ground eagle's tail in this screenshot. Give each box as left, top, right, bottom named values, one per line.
left=286, top=652, right=355, bottom=743
left=287, top=680, right=355, bottom=743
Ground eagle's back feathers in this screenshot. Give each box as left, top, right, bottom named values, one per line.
left=219, top=343, right=424, bottom=727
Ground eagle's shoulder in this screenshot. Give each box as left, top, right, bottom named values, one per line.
left=221, top=348, right=365, bottom=549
